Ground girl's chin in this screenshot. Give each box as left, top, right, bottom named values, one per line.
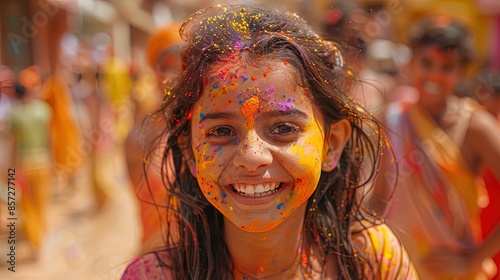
left=231, top=219, right=282, bottom=232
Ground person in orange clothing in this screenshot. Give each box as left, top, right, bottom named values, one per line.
left=125, top=22, right=184, bottom=249
left=40, top=68, right=84, bottom=196
left=474, top=67, right=500, bottom=279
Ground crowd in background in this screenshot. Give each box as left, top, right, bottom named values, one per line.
left=1, top=0, right=500, bottom=279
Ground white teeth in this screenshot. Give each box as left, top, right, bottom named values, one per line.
left=255, top=184, right=264, bottom=193
left=233, top=182, right=280, bottom=196
left=245, top=185, right=255, bottom=195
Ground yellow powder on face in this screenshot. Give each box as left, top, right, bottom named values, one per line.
left=240, top=95, right=260, bottom=129
left=290, top=117, right=324, bottom=168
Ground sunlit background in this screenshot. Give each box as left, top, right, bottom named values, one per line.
left=0, top=0, right=499, bottom=279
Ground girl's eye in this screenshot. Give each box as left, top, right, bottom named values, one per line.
left=206, top=127, right=235, bottom=138
left=270, top=123, right=300, bottom=136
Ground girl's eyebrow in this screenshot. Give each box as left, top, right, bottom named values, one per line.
left=198, top=109, right=309, bottom=124
left=255, top=109, right=308, bottom=121
left=198, top=112, right=237, bottom=124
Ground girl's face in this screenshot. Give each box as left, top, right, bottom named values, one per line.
left=410, top=45, right=463, bottom=107
left=189, top=59, right=329, bottom=232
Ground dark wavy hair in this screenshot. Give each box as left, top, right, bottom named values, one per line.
left=143, top=5, right=386, bottom=279
left=408, top=14, right=475, bottom=65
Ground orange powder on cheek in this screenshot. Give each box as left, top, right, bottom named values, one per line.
left=240, top=95, right=260, bottom=129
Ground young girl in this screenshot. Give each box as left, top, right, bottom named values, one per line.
left=122, top=5, right=417, bottom=279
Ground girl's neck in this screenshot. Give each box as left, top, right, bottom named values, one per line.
left=225, top=204, right=307, bottom=279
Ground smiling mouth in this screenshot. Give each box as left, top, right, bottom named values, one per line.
left=232, top=182, right=283, bottom=197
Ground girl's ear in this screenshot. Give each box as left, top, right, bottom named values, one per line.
left=178, top=133, right=197, bottom=177
left=322, top=119, right=351, bottom=172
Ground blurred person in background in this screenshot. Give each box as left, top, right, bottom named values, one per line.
left=0, top=66, right=17, bottom=176
left=372, top=14, right=500, bottom=279
left=356, top=39, right=401, bottom=121
left=473, top=67, right=500, bottom=280
left=8, top=66, right=53, bottom=260
left=100, top=45, right=133, bottom=146
left=0, top=66, right=17, bottom=262
left=41, top=64, right=84, bottom=198
left=125, top=23, right=184, bottom=250
left=320, top=0, right=400, bottom=121
left=66, top=46, right=115, bottom=214
left=320, top=0, right=368, bottom=66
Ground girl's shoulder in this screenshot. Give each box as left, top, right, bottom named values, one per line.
left=121, top=250, right=175, bottom=280
left=351, top=221, right=420, bottom=279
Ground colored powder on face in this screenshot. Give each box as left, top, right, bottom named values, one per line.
left=264, top=86, right=275, bottom=93
left=213, top=145, right=222, bottom=152
left=208, top=81, right=239, bottom=96
left=277, top=202, right=285, bottom=209
left=240, top=95, right=259, bottom=129
left=209, top=84, right=219, bottom=93
left=278, top=101, right=293, bottom=110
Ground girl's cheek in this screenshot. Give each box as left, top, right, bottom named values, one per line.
left=194, top=142, right=224, bottom=181
left=291, top=125, right=324, bottom=171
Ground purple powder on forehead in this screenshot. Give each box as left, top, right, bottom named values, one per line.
left=264, top=86, right=275, bottom=93
left=278, top=101, right=294, bottom=110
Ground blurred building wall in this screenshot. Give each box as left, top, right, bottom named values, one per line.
left=1, top=0, right=499, bottom=75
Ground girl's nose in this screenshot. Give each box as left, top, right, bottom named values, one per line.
left=232, top=131, right=273, bottom=172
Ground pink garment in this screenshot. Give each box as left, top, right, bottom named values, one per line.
left=121, top=223, right=419, bottom=279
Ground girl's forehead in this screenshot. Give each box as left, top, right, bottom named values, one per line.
left=203, top=58, right=305, bottom=95
left=196, top=59, right=313, bottom=113
left=207, top=56, right=299, bottom=80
